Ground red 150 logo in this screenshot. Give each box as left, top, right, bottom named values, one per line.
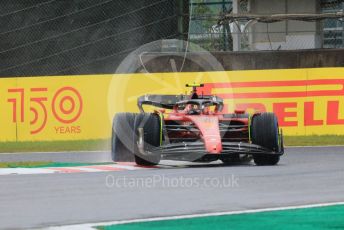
left=7, top=87, right=83, bottom=135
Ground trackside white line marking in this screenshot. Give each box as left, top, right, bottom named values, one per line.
left=108, top=165, right=143, bottom=170
left=0, top=164, right=154, bottom=176
left=0, top=168, right=56, bottom=175
left=46, top=201, right=344, bottom=230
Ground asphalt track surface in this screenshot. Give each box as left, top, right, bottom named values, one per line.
left=1, top=147, right=344, bottom=229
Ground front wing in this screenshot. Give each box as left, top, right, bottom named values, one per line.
left=137, top=130, right=284, bottom=161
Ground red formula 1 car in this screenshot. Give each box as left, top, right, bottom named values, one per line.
left=112, top=84, right=284, bottom=166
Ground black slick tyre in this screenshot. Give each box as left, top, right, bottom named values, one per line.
left=111, top=113, right=137, bottom=162
left=251, top=112, right=280, bottom=166
left=134, top=113, right=161, bottom=166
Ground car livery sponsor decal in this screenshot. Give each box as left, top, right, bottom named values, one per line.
left=199, top=79, right=344, bottom=128
left=7, top=87, right=82, bottom=135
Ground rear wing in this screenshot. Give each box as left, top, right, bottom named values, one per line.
left=137, top=94, right=224, bottom=112
left=137, top=95, right=186, bottom=112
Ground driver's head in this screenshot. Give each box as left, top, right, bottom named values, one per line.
left=187, top=104, right=200, bottom=115
left=203, top=106, right=210, bottom=114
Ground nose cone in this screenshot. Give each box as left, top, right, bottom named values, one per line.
left=206, top=138, right=222, bottom=154
left=186, top=116, right=223, bottom=154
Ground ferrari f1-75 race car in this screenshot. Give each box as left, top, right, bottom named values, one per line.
left=112, top=84, right=284, bottom=166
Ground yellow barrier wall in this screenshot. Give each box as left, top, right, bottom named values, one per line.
left=1, top=67, right=343, bottom=141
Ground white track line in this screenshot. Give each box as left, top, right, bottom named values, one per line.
left=105, top=164, right=142, bottom=170
left=0, top=164, right=150, bottom=176
left=47, top=201, right=344, bottom=230
left=0, top=168, right=56, bottom=175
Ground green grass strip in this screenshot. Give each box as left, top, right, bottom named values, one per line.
left=97, top=205, right=344, bottom=230
left=284, top=135, right=344, bottom=146
left=0, top=139, right=111, bottom=153
left=0, top=162, right=54, bottom=168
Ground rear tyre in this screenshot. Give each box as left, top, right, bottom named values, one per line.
left=111, top=113, right=137, bottom=162
left=134, top=113, right=161, bottom=166
left=251, top=113, right=280, bottom=166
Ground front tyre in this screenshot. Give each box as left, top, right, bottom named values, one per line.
left=251, top=112, right=280, bottom=166
left=134, top=113, right=162, bottom=166
left=111, top=113, right=137, bottom=162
